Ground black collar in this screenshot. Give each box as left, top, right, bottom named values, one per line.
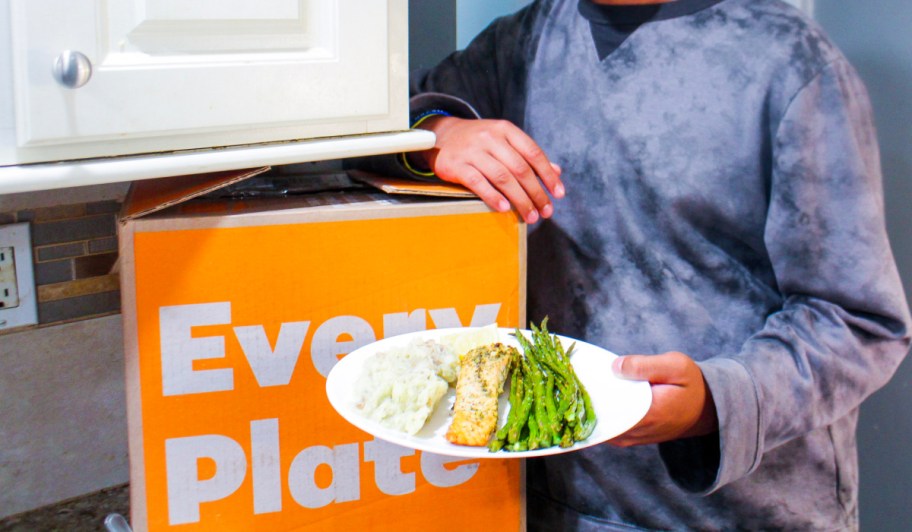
left=578, top=0, right=725, bottom=26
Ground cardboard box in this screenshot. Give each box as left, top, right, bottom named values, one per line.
left=118, top=169, right=527, bottom=531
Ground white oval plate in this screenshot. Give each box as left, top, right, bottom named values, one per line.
left=325, top=327, right=652, bottom=458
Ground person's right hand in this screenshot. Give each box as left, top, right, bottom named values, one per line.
left=411, top=116, right=564, bottom=224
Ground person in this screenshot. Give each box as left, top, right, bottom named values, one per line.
left=390, top=0, right=911, bottom=529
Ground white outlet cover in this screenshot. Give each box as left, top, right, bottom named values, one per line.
left=0, top=222, right=38, bottom=330
left=0, top=246, right=20, bottom=307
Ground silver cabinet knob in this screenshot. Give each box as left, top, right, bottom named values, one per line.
left=52, top=50, right=93, bottom=89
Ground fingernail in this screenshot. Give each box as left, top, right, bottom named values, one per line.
left=527, top=210, right=539, bottom=224
left=554, top=184, right=565, bottom=199
left=541, top=204, right=553, bottom=218
left=498, top=200, right=510, bottom=212
left=612, top=357, right=625, bottom=376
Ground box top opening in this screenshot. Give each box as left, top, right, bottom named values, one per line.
left=121, top=167, right=477, bottom=223
left=121, top=167, right=271, bottom=222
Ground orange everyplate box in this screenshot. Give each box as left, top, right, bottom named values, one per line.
left=118, top=168, right=526, bottom=531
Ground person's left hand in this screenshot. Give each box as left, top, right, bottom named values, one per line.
left=607, top=352, right=718, bottom=447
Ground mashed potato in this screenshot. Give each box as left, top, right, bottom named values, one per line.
left=353, top=338, right=458, bottom=435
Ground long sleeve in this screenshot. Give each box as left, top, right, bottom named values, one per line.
left=662, top=57, right=912, bottom=494
left=408, top=1, right=550, bottom=125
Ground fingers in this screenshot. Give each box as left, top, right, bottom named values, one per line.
left=608, top=423, right=657, bottom=448
left=421, top=117, right=564, bottom=223
left=455, top=165, right=511, bottom=213
left=612, top=352, right=693, bottom=384
left=470, top=147, right=543, bottom=223
left=505, top=128, right=565, bottom=200
left=434, top=153, right=517, bottom=215
left=551, top=162, right=565, bottom=197
left=473, top=121, right=556, bottom=223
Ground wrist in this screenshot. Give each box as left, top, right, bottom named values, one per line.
left=403, top=149, right=433, bottom=174
left=401, top=109, right=454, bottom=177
left=414, top=114, right=453, bottom=134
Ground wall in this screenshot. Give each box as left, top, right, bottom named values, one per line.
left=1, top=200, right=121, bottom=324
left=0, top=184, right=130, bottom=518
left=409, top=0, right=457, bottom=69
left=813, top=2, right=912, bottom=529
left=456, top=1, right=530, bottom=49
left=0, top=315, right=128, bottom=517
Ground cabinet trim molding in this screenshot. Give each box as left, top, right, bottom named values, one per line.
left=0, top=130, right=434, bottom=195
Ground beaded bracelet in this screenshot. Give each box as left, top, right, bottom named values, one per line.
left=410, top=108, right=453, bottom=128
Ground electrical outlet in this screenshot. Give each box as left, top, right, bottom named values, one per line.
left=0, top=246, right=20, bottom=308
left=0, top=223, right=37, bottom=330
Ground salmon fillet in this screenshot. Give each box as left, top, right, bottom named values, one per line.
left=446, top=343, right=517, bottom=446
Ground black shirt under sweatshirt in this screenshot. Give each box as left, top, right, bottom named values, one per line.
left=579, top=0, right=725, bottom=59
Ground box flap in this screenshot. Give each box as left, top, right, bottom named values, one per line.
left=348, top=169, right=476, bottom=198
left=120, top=166, right=271, bottom=222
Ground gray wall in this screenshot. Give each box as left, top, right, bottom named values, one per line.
left=409, top=0, right=457, bottom=70
left=814, top=3, right=912, bottom=530
left=456, top=1, right=530, bottom=48
left=0, top=316, right=128, bottom=517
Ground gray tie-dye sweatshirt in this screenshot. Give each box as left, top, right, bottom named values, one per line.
left=404, top=0, right=912, bottom=529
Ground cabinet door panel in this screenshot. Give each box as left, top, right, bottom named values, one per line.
left=110, top=0, right=331, bottom=54
left=11, top=0, right=390, bottom=146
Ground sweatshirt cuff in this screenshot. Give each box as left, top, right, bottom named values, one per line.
left=410, top=92, right=481, bottom=122
left=659, top=357, right=761, bottom=494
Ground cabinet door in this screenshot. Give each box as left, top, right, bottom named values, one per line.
left=10, top=0, right=393, bottom=147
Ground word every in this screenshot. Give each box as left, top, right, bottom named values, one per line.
left=159, top=301, right=502, bottom=395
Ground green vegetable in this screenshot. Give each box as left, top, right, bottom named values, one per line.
left=489, top=317, right=598, bottom=453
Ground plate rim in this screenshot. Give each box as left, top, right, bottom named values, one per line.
left=325, top=327, right=652, bottom=459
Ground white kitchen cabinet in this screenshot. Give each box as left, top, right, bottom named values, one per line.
left=0, top=0, right=432, bottom=193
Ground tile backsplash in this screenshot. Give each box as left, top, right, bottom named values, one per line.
left=1, top=200, right=121, bottom=332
